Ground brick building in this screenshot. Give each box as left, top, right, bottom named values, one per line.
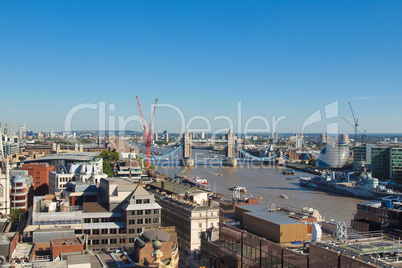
left=21, top=163, right=54, bottom=195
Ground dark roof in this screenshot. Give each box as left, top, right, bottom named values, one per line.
left=142, top=229, right=172, bottom=242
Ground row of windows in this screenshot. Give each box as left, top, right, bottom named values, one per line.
left=199, top=222, right=215, bottom=228
left=84, top=228, right=126, bottom=235
left=128, top=228, right=143, bottom=234
left=135, top=199, right=150, bottom=204
left=10, top=195, right=26, bottom=201
left=88, top=238, right=137, bottom=246
left=128, top=209, right=159, bottom=216
left=58, top=177, right=71, bottom=182
left=128, top=218, right=159, bottom=225
left=84, top=217, right=123, bottom=223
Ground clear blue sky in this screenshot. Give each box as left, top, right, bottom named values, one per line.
left=1, top=1, right=401, bottom=134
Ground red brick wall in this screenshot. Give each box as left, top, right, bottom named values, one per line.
left=8, top=233, right=19, bottom=262
left=51, top=243, right=84, bottom=259
left=21, top=164, right=54, bottom=195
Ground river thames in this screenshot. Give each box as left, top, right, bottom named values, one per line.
left=154, top=148, right=365, bottom=225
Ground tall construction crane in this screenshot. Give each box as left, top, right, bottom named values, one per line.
left=136, top=96, right=158, bottom=175
left=342, top=117, right=367, bottom=144
left=348, top=102, right=359, bottom=145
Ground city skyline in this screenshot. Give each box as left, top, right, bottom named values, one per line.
left=1, top=1, right=401, bottom=133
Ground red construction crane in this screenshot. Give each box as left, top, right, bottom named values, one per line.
left=136, top=96, right=158, bottom=175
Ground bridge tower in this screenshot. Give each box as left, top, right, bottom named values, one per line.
left=181, top=130, right=194, bottom=167
left=223, top=129, right=237, bottom=166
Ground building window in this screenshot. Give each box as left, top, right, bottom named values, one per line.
left=110, top=239, right=116, bottom=244
left=93, top=240, right=99, bottom=245
left=101, top=239, right=108, bottom=244
left=136, top=199, right=142, bottom=204
left=199, top=223, right=202, bottom=228
left=129, top=229, right=135, bottom=234
left=84, top=230, right=90, bottom=235
left=129, top=238, right=135, bottom=243
left=110, top=229, right=117, bottom=234
left=153, top=209, right=159, bottom=214
left=137, top=219, right=143, bottom=224
left=92, top=229, right=99, bottom=235
left=101, top=218, right=108, bottom=222
left=153, top=218, right=159, bottom=224
left=145, top=209, right=151, bottom=215
left=129, top=220, right=135, bottom=225
left=137, top=210, right=143, bottom=215
left=145, top=218, right=151, bottom=224
left=143, top=199, right=150, bottom=204
left=119, top=238, right=125, bottom=244
left=84, top=218, right=90, bottom=223
left=92, top=218, right=99, bottom=223
left=119, top=228, right=126, bottom=234
left=129, top=211, right=135, bottom=216
left=101, top=229, right=108, bottom=234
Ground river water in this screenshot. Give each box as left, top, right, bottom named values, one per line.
left=152, top=148, right=363, bottom=225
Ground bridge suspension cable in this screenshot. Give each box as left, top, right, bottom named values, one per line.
left=235, top=144, right=277, bottom=161
left=138, top=143, right=184, bottom=160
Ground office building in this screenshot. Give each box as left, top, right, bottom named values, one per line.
left=147, top=180, right=219, bottom=256
left=320, top=133, right=327, bottom=146
left=48, top=162, right=107, bottom=195
left=371, top=144, right=402, bottom=181
left=353, top=144, right=375, bottom=171
left=85, top=178, right=162, bottom=250
left=4, top=123, right=12, bottom=137
left=316, top=143, right=349, bottom=168
left=18, top=124, right=25, bottom=139
left=0, top=166, right=10, bottom=216
left=340, top=133, right=349, bottom=144
left=21, top=163, right=55, bottom=196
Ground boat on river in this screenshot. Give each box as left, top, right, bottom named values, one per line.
left=229, top=186, right=247, bottom=193
left=299, top=173, right=377, bottom=199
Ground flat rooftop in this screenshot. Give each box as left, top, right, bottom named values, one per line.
left=150, top=180, right=208, bottom=195
left=245, top=211, right=303, bottom=225
left=51, top=237, right=82, bottom=245
left=22, top=152, right=100, bottom=163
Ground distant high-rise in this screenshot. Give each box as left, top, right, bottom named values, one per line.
left=320, top=134, right=327, bottom=146
left=154, top=133, right=159, bottom=141
left=201, top=132, right=205, bottom=139
left=163, top=130, right=169, bottom=142
left=295, top=138, right=303, bottom=149
left=274, top=132, right=278, bottom=143
left=4, top=123, right=12, bottom=137
left=340, top=134, right=349, bottom=144
left=19, top=124, right=25, bottom=138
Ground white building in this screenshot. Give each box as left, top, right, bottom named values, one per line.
left=49, top=162, right=107, bottom=195
left=0, top=166, right=10, bottom=216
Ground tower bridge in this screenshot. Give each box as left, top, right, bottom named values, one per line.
left=136, top=130, right=284, bottom=167
left=181, top=129, right=238, bottom=167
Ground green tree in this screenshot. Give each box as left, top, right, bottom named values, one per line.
left=99, top=150, right=120, bottom=161
left=11, top=208, right=26, bottom=221
left=308, top=158, right=317, bottom=166
left=99, top=150, right=120, bottom=177
left=103, top=159, right=114, bottom=177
